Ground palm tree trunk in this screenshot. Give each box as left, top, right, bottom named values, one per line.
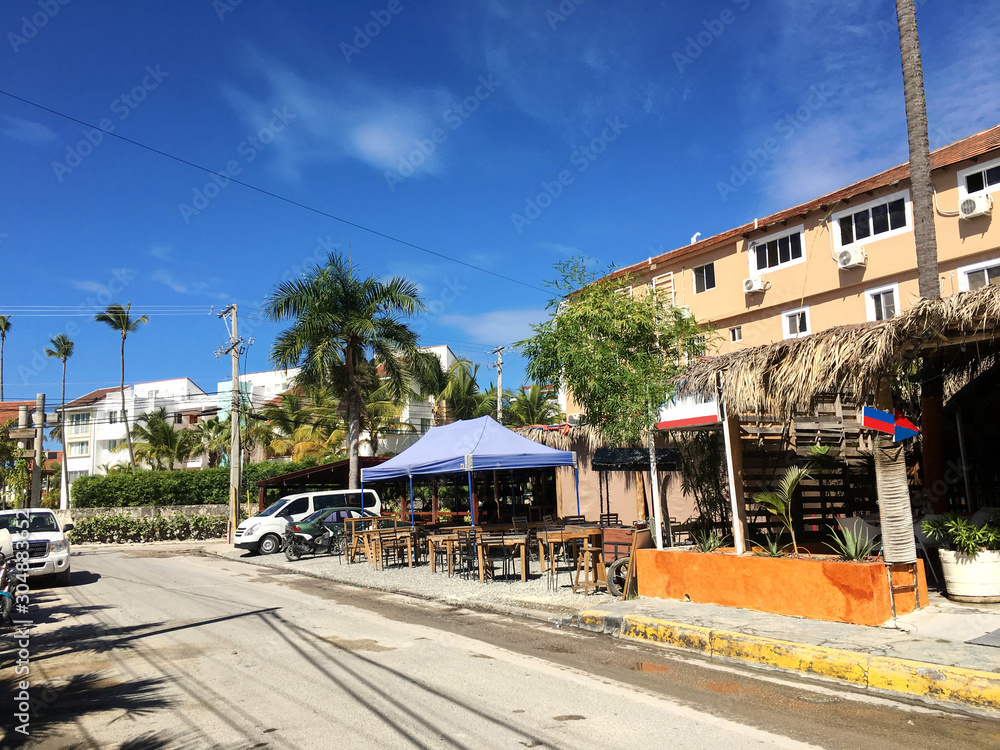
left=60, top=359, right=68, bottom=510
left=120, top=336, right=136, bottom=469
left=895, top=0, right=944, bottom=509
left=1, top=334, right=5, bottom=401
left=347, top=388, right=360, bottom=489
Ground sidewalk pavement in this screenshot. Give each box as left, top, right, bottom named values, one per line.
left=564, top=593, right=1000, bottom=714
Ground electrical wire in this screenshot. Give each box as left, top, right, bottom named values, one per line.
left=0, top=88, right=550, bottom=295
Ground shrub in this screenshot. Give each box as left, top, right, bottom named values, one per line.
left=71, top=461, right=315, bottom=508
left=67, top=512, right=228, bottom=544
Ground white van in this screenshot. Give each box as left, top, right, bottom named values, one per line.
left=234, top=489, right=381, bottom=555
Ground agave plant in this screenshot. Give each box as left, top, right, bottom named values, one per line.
left=750, top=533, right=786, bottom=557
left=692, top=528, right=728, bottom=553
left=825, top=524, right=879, bottom=561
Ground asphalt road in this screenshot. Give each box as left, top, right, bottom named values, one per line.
left=2, top=546, right=999, bottom=750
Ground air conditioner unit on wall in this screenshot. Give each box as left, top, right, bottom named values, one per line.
left=959, top=194, right=993, bottom=220
left=837, top=247, right=866, bottom=270
left=743, top=277, right=766, bottom=294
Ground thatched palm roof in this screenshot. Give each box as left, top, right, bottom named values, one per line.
left=676, top=285, right=1000, bottom=417
left=512, top=424, right=604, bottom=451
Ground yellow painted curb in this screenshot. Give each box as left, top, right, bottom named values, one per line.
left=573, top=610, right=614, bottom=629
left=619, top=615, right=713, bottom=654
left=617, top=614, right=1000, bottom=711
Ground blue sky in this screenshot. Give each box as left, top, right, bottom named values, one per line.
left=1, top=0, right=998, bottom=410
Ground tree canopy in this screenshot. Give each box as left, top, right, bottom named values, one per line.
left=520, top=257, right=708, bottom=446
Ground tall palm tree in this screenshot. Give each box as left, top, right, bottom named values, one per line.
left=44, top=334, right=74, bottom=509
left=895, top=0, right=944, bottom=512
left=94, top=303, right=147, bottom=470
left=265, top=253, right=424, bottom=488
left=505, top=384, right=564, bottom=427
left=0, top=315, right=11, bottom=401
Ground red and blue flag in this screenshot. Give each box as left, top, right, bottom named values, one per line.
left=860, top=406, right=920, bottom=441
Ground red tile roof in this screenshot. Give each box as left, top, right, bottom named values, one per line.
left=64, top=386, right=122, bottom=409
left=605, top=122, right=1000, bottom=282
left=0, top=401, right=36, bottom=426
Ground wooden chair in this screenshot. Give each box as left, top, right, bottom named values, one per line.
left=562, top=515, right=587, bottom=525
left=599, top=512, right=620, bottom=527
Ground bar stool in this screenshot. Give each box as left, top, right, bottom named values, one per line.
left=573, top=542, right=608, bottom=595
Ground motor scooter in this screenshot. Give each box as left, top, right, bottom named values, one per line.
left=283, top=519, right=342, bottom=561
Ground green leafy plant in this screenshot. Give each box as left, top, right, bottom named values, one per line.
left=692, top=528, right=728, bottom=553
left=923, top=514, right=1000, bottom=559
left=67, top=512, right=227, bottom=544
left=750, top=534, right=786, bottom=557
left=825, top=524, right=879, bottom=561
left=755, top=465, right=811, bottom=555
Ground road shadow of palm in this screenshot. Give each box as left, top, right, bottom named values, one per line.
left=0, top=672, right=179, bottom=750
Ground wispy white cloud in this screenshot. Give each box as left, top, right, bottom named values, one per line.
left=148, top=244, right=172, bottom=260
left=221, top=52, right=457, bottom=180
left=0, top=115, right=57, bottom=145
left=438, top=308, right=546, bottom=344
left=72, top=280, right=110, bottom=295
left=150, top=270, right=229, bottom=300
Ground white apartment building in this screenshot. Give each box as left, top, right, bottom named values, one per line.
left=62, top=378, right=218, bottom=499
left=217, top=367, right=301, bottom=420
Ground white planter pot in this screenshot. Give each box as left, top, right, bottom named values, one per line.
left=938, top=549, right=1000, bottom=602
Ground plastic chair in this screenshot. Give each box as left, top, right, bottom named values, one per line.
left=970, top=507, right=1000, bottom=525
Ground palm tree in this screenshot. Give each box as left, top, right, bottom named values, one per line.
left=894, top=0, right=944, bottom=512
left=94, top=303, right=148, bottom=470
left=505, top=384, right=564, bottom=427
left=191, top=416, right=230, bottom=468
left=441, top=363, right=486, bottom=421
left=411, top=351, right=474, bottom=425
left=360, top=381, right=411, bottom=455
left=44, top=334, right=74, bottom=509
left=121, top=408, right=198, bottom=470
left=259, top=386, right=344, bottom=460
left=265, top=253, right=424, bottom=488
left=0, top=315, right=11, bottom=401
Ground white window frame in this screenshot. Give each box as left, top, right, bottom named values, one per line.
left=747, top=224, right=806, bottom=275
left=782, top=306, right=811, bottom=340
left=67, top=413, right=91, bottom=437
left=67, top=440, right=90, bottom=458
left=692, top=262, right=716, bottom=294
left=614, top=285, right=633, bottom=297
left=730, top=326, right=742, bottom=343
left=957, top=156, right=1000, bottom=201
left=832, top=189, right=911, bottom=250
left=957, top=257, right=1000, bottom=292
left=649, top=272, right=675, bottom=307
left=864, top=282, right=900, bottom=322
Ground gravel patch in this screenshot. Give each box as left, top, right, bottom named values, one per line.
left=206, top=541, right=617, bottom=620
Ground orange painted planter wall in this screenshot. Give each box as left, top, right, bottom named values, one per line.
left=636, top=549, right=929, bottom=626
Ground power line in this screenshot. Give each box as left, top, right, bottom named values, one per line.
left=0, top=89, right=550, bottom=295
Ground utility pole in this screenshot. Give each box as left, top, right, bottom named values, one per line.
left=216, top=306, right=244, bottom=544
left=489, top=346, right=506, bottom=423
left=30, top=393, right=45, bottom=509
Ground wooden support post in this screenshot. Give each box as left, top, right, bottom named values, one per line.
left=723, top=412, right=747, bottom=554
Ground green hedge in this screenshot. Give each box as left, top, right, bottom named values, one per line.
left=66, top=512, right=228, bottom=544
left=71, top=461, right=317, bottom=508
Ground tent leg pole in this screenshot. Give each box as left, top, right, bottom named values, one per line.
left=468, top=471, right=475, bottom=529
left=409, top=475, right=415, bottom=529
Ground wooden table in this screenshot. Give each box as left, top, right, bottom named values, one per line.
left=476, top=532, right=530, bottom=583
left=426, top=532, right=461, bottom=575
left=536, top=526, right=603, bottom=577
left=362, top=528, right=418, bottom=569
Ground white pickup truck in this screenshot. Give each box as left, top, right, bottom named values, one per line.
left=0, top=509, right=73, bottom=585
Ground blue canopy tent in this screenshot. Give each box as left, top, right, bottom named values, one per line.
left=361, top=416, right=579, bottom=528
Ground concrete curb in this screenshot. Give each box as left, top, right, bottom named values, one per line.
left=569, top=610, right=1000, bottom=713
